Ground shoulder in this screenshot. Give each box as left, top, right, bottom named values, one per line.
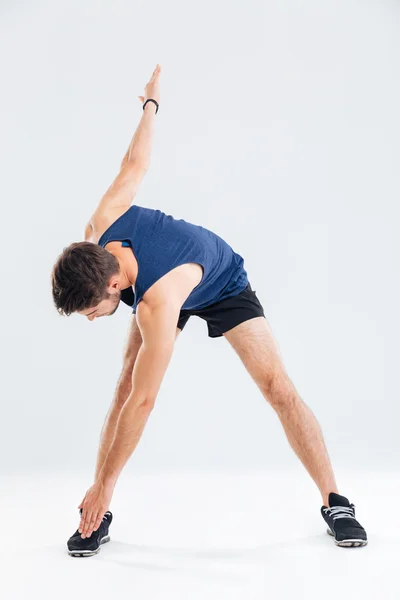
left=140, top=263, right=204, bottom=312
left=83, top=207, right=131, bottom=243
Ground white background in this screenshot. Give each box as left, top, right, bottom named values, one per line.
left=1, top=1, right=399, bottom=597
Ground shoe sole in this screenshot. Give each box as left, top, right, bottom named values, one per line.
left=68, top=535, right=110, bottom=557
left=327, top=528, right=367, bottom=547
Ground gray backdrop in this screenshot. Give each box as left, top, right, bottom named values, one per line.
left=1, top=0, right=398, bottom=477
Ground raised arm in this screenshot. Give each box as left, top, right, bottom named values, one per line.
left=119, top=64, right=161, bottom=171
left=89, top=64, right=162, bottom=226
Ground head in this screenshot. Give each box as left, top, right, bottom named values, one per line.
left=51, top=241, right=122, bottom=320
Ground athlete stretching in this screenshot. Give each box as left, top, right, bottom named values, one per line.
left=51, top=65, right=367, bottom=557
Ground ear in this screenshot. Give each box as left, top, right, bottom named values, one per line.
left=108, top=275, right=121, bottom=293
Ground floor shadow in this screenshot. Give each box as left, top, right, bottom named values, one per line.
left=99, top=532, right=325, bottom=575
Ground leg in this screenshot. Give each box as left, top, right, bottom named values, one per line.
left=223, top=316, right=338, bottom=506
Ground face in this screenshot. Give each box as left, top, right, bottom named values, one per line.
left=79, top=289, right=121, bottom=321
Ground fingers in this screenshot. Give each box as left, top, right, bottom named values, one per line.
left=78, top=507, right=104, bottom=538
left=82, top=510, right=95, bottom=538
left=79, top=507, right=91, bottom=538
left=79, top=505, right=91, bottom=538
left=88, top=510, right=102, bottom=538
left=93, top=513, right=103, bottom=533
left=86, top=511, right=98, bottom=538
left=150, top=64, right=161, bottom=80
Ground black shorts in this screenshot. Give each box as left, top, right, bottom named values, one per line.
left=177, top=282, right=265, bottom=338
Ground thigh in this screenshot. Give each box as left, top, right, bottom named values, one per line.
left=222, top=315, right=287, bottom=393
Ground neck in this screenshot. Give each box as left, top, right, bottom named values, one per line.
left=111, top=254, right=136, bottom=290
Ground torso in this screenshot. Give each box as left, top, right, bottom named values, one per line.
left=87, top=209, right=203, bottom=308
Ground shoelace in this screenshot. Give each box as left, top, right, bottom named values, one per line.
left=323, top=505, right=356, bottom=521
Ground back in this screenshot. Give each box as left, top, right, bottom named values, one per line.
left=97, top=204, right=248, bottom=312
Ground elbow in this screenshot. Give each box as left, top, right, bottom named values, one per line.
left=127, top=392, right=156, bottom=413
left=138, top=392, right=156, bottom=412
left=143, top=398, right=156, bottom=412
left=123, top=158, right=149, bottom=172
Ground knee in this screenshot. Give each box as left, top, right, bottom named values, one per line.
left=261, top=370, right=297, bottom=413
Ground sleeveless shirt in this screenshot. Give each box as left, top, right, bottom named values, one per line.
left=97, top=204, right=248, bottom=313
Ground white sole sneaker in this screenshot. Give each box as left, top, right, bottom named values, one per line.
left=68, top=534, right=110, bottom=557
left=327, top=527, right=368, bottom=547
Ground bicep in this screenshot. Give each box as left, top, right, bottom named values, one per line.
left=130, top=302, right=180, bottom=404
left=93, top=161, right=147, bottom=218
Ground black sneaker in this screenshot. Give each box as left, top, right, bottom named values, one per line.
left=321, top=492, right=367, bottom=547
left=67, top=508, right=113, bottom=557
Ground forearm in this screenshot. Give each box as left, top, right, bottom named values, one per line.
left=93, top=370, right=132, bottom=483
left=121, top=102, right=157, bottom=170
left=97, top=303, right=176, bottom=486
left=96, top=395, right=153, bottom=486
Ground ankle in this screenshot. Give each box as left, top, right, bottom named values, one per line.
left=322, top=489, right=339, bottom=507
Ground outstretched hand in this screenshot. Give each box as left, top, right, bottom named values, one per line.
left=77, top=479, right=115, bottom=539
left=138, top=63, right=161, bottom=106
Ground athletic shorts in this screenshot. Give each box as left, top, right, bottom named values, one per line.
left=177, top=281, right=265, bottom=338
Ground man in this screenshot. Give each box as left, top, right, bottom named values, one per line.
left=52, top=64, right=367, bottom=557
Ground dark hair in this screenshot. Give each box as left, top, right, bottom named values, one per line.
left=51, top=241, right=120, bottom=316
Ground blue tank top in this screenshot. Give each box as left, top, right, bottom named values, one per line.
left=97, top=204, right=248, bottom=313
